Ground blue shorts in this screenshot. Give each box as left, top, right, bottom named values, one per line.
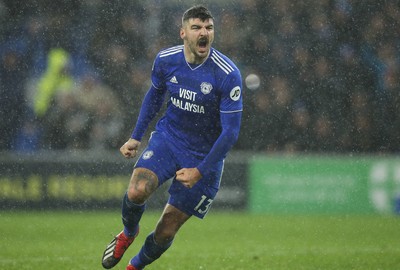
left=134, top=131, right=223, bottom=218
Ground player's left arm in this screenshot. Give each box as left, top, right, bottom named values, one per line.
left=198, top=70, right=243, bottom=176
left=196, top=111, right=242, bottom=176
left=176, top=112, right=241, bottom=188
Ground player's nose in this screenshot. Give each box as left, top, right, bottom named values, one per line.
left=199, top=27, right=208, bottom=36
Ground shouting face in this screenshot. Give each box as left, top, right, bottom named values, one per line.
left=181, top=18, right=214, bottom=64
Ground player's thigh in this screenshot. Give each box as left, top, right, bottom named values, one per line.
left=134, top=131, right=178, bottom=186
left=168, top=168, right=222, bottom=219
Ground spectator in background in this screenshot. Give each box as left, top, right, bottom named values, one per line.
left=32, top=47, right=89, bottom=149
left=73, top=73, right=124, bottom=150
left=35, top=52, right=124, bottom=150
left=360, top=4, right=400, bottom=152
left=241, top=75, right=292, bottom=152
left=33, top=48, right=73, bottom=118
left=309, top=113, right=337, bottom=152
left=13, top=118, right=41, bottom=153
left=286, top=102, right=312, bottom=153
left=268, top=76, right=293, bottom=151
left=242, top=88, right=273, bottom=151
left=42, top=88, right=90, bottom=149
left=0, top=50, right=27, bottom=150
left=0, top=11, right=47, bottom=151
left=346, top=91, right=376, bottom=152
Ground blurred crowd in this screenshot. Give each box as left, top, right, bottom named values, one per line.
left=0, top=0, right=399, bottom=153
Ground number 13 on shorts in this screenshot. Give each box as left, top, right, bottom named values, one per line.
left=194, top=195, right=213, bottom=215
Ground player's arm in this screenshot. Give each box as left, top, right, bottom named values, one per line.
left=195, top=69, right=243, bottom=177
left=131, top=52, right=167, bottom=141
left=131, top=84, right=166, bottom=141
left=120, top=84, right=166, bottom=159
left=176, top=112, right=241, bottom=188
left=121, top=53, right=166, bottom=159
left=197, top=111, right=241, bottom=175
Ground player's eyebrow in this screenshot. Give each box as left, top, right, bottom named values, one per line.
left=190, top=22, right=214, bottom=29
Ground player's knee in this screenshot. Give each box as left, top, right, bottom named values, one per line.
left=127, top=180, right=155, bottom=203
left=127, top=168, right=158, bottom=204
left=127, top=185, right=148, bottom=204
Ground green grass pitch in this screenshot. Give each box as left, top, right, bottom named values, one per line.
left=1, top=210, right=399, bottom=269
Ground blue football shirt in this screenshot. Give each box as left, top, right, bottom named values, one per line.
left=151, top=45, right=243, bottom=157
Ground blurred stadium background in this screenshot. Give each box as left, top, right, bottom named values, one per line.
left=1, top=0, right=400, bottom=214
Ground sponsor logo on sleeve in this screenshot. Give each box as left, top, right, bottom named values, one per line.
left=230, top=86, right=241, bottom=101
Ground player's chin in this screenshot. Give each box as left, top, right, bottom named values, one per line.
left=197, top=48, right=209, bottom=57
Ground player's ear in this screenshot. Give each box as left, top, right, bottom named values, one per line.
left=180, top=28, right=185, bottom=39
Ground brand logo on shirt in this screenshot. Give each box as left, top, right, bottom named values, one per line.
left=170, top=76, right=178, bottom=84
left=200, top=82, right=213, bottom=95
left=230, top=86, right=241, bottom=101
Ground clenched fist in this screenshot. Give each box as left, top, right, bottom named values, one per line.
left=176, top=167, right=202, bottom=188
left=120, top=138, right=141, bottom=158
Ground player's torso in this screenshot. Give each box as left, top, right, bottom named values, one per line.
left=157, top=48, right=223, bottom=148
left=165, top=60, right=220, bottom=122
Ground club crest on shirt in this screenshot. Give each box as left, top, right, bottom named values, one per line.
left=200, top=82, right=213, bottom=95
left=142, top=150, right=154, bottom=160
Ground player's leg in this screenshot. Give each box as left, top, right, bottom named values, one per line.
left=126, top=166, right=222, bottom=270
left=102, top=131, right=176, bottom=269
left=127, top=204, right=191, bottom=270
left=102, top=168, right=159, bottom=269
left=122, top=167, right=158, bottom=236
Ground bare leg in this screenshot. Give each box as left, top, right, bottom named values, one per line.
left=102, top=168, right=159, bottom=269
left=122, top=168, right=158, bottom=235
left=154, top=204, right=191, bottom=245
left=129, top=204, right=191, bottom=268
left=127, top=168, right=159, bottom=204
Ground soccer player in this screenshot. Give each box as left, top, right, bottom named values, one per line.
left=101, top=5, right=242, bottom=270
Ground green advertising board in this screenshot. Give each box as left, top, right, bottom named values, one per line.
left=249, top=155, right=400, bottom=214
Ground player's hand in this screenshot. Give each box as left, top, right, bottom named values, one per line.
left=175, top=168, right=202, bottom=188
left=120, top=138, right=141, bottom=159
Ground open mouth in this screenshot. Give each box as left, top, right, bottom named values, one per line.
left=198, top=39, right=208, bottom=49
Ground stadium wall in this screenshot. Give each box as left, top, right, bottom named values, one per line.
left=1, top=151, right=399, bottom=214
left=0, top=151, right=247, bottom=211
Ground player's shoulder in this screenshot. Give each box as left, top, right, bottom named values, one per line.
left=153, top=45, right=184, bottom=71
left=209, top=48, right=240, bottom=76
left=157, top=45, right=184, bottom=60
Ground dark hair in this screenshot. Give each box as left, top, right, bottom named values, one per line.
left=182, top=5, right=213, bottom=24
